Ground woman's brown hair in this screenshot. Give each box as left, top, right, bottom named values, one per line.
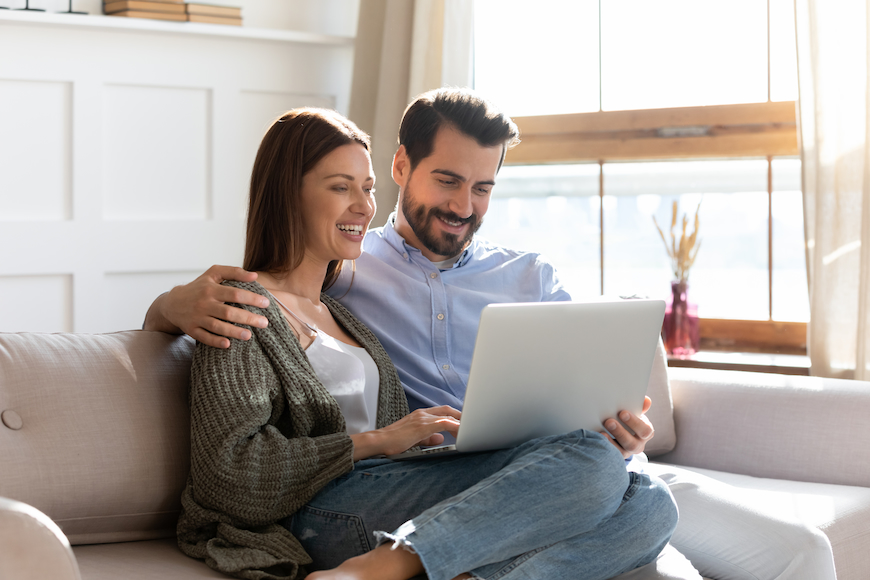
left=243, top=108, right=371, bottom=291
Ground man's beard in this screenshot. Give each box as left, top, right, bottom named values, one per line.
left=401, top=186, right=482, bottom=258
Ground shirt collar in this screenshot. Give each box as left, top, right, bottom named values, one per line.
left=382, top=213, right=412, bottom=255
left=383, top=212, right=476, bottom=269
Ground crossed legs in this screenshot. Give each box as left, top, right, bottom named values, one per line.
left=289, top=430, right=678, bottom=580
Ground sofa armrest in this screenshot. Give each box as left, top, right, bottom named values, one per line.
left=0, top=496, right=82, bottom=580
left=651, top=367, right=870, bottom=487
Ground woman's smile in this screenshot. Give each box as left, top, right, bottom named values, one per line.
left=336, top=222, right=366, bottom=240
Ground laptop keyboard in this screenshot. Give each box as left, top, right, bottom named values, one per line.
left=419, top=445, right=455, bottom=455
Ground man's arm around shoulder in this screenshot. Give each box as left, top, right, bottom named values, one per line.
left=143, top=265, right=270, bottom=349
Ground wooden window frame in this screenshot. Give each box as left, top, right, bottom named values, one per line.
left=507, top=101, right=798, bottom=164
left=503, top=101, right=807, bottom=355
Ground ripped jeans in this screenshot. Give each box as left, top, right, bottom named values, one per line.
left=282, top=429, right=678, bottom=580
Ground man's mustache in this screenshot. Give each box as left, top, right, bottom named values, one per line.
left=429, top=209, right=477, bottom=225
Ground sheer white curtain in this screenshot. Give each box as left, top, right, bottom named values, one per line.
left=796, top=0, right=870, bottom=380
left=349, top=0, right=474, bottom=226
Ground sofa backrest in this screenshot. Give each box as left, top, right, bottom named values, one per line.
left=0, top=331, right=194, bottom=545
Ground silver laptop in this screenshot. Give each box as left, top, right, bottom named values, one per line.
left=388, top=298, right=666, bottom=460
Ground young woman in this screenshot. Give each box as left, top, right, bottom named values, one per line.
left=176, top=108, right=677, bottom=580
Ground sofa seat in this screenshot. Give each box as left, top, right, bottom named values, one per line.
left=75, top=538, right=227, bottom=579
left=72, top=465, right=870, bottom=580
left=652, top=462, right=870, bottom=579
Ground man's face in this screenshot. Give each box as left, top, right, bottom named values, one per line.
left=392, top=126, right=503, bottom=262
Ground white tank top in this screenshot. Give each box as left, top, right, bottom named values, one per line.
left=270, top=293, right=380, bottom=434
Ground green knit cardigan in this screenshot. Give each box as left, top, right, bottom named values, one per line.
left=177, top=281, right=409, bottom=580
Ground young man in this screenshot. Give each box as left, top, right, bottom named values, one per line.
left=145, top=88, right=836, bottom=580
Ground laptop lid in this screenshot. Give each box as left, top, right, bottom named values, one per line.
left=454, top=298, right=666, bottom=453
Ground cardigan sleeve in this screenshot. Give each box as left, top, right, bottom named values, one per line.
left=187, top=329, right=355, bottom=528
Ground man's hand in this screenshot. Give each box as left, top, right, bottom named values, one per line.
left=601, top=396, right=655, bottom=459
left=143, top=265, right=270, bottom=349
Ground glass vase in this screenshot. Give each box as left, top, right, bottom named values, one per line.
left=662, top=280, right=700, bottom=357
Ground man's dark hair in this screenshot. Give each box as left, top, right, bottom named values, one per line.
left=398, top=88, right=520, bottom=171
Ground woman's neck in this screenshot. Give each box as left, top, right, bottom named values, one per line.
left=258, top=256, right=327, bottom=303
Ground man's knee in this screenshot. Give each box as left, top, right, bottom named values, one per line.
left=537, top=429, right=631, bottom=493
left=634, top=474, right=679, bottom=554
left=609, top=474, right=680, bottom=575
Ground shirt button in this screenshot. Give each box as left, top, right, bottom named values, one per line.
left=442, top=364, right=450, bottom=370
left=403, top=253, right=408, bottom=259
left=437, top=313, right=444, bottom=320
left=429, top=272, right=437, bottom=279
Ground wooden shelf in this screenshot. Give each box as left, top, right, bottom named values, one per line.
left=667, top=350, right=810, bottom=376
left=0, top=9, right=355, bottom=45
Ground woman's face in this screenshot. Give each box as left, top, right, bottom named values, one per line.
left=300, top=143, right=376, bottom=265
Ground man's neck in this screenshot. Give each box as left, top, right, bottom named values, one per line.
left=430, top=253, right=463, bottom=269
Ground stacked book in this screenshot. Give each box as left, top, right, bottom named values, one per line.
left=104, top=0, right=242, bottom=26
left=104, top=0, right=187, bottom=22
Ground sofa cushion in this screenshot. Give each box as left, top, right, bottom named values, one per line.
left=656, top=463, right=870, bottom=580
left=73, top=533, right=711, bottom=580
left=643, top=339, right=676, bottom=456
left=0, top=331, right=194, bottom=545
left=74, top=537, right=226, bottom=579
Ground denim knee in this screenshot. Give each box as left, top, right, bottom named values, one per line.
left=553, top=429, right=633, bottom=507
left=628, top=472, right=679, bottom=567
left=655, top=474, right=679, bottom=536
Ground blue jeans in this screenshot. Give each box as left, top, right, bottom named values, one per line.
left=283, top=429, right=677, bottom=580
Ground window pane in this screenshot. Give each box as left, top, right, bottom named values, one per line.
left=490, top=164, right=599, bottom=199
left=473, top=0, right=600, bottom=116
left=479, top=165, right=600, bottom=297
left=483, top=161, right=804, bottom=323
left=772, top=159, right=809, bottom=321
left=602, top=193, right=674, bottom=300
left=770, top=0, right=799, bottom=102
left=603, top=160, right=769, bottom=320
left=600, top=0, right=768, bottom=110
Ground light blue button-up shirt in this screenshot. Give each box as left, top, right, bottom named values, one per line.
left=327, top=214, right=571, bottom=411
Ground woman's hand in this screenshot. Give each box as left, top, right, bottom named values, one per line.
left=350, top=406, right=461, bottom=461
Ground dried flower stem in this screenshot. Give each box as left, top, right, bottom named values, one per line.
left=653, top=201, right=701, bottom=284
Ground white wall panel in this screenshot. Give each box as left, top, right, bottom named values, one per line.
left=0, top=11, right=353, bottom=333
left=0, top=79, right=71, bottom=221
left=102, top=270, right=203, bottom=333
left=102, top=84, right=211, bottom=221
left=0, top=274, right=72, bottom=332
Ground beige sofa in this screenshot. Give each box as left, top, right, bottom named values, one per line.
left=1, top=330, right=869, bottom=580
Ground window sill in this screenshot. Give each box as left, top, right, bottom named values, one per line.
left=667, top=350, right=810, bottom=376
